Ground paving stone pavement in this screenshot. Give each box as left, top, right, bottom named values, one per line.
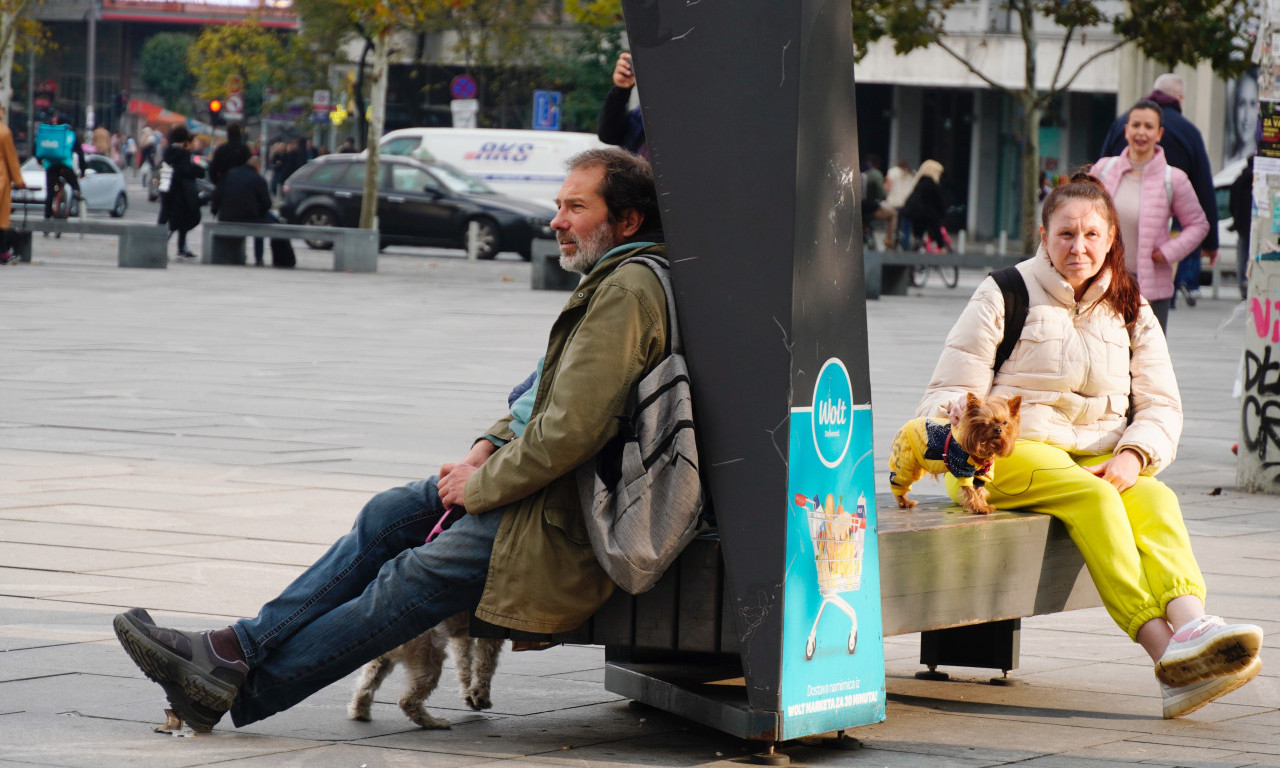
left=0, top=236, right=1276, bottom=767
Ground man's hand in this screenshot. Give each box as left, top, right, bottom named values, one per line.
left=612, top=52, right=635, bottom=89
left=1203, top=249, right=1218, bottom=266
left=1084, top=449, right=1143, bottom=493
left=437, top=440, right=498, bottom=508
left=439, top=463, right=478, bottom=508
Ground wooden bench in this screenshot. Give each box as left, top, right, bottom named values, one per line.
left=865, top=250, right=1027, bottom=297
left=10, top=218, right=170, bottom=268
left=475, top=495, right=1101, bottom=736
left=201, top=221, right=379, bottom=273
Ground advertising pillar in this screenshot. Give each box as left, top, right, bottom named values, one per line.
left=623, top=0, right=885, bottom=739
left=1239, top=1, right=1280, bottom=494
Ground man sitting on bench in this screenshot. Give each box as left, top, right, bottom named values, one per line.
left=112, top=147, right=673, bottom=732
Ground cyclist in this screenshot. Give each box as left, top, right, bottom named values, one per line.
left=35, top=114, right=85, bottom=220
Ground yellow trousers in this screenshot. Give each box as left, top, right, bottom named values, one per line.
left=945, top=441, right=1206, bottom=641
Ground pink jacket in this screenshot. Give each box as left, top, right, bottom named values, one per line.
left=1090, top=147, right=1209, bottom=301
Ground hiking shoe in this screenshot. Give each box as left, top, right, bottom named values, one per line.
left=1161, top=655, right=1261, bottom=719
left=113, top=609, right=247, bottom=733
left=1156, top=615, right=1262, bottom=688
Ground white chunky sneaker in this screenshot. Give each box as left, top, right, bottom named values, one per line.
left=1161, top=655, right=1261, bottom=719
left=1156, top=615, right=1262, bottom=688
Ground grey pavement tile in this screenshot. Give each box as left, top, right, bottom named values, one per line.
left=1060, top=739, right=1258, bottom=768
left=493, top=644, right=607, bottom=678
left=0, top=542, right=196, bottom=574
left=0, top=520, right=230, bottom=553
left=178, top=743, right=503, bottom=768
left=132, top=538, right=330, bottom=569
left=0, top=566, right=176, bottom=600
left=349, top=701, right=673, bottom=760
left=846, top=703, right=1135, bottom=763
left=0, top=709, right=327, bottom=768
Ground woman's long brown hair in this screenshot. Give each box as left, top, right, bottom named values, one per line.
left=1040, top=172, right=1142, bottom=327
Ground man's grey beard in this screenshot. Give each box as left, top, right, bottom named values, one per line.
left=559, top=221, right=618, bottom=274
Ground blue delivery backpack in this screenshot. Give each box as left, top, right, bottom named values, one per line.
left=34, top=123, right=75, bottom=167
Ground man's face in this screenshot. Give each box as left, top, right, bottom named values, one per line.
left=551, top=165, right=625, bottom=274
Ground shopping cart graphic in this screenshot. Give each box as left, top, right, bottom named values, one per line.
left=797, top=492, right=867, bottom=660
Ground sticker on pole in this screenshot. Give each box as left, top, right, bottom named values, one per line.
left=812, top=358, right=853, bottom=468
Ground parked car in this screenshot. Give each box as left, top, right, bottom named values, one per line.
left=146, top=154, right=215, bottom=203
left=278, top=154, right=556, bottom=259
left=16, top=154, right=129, bottom=217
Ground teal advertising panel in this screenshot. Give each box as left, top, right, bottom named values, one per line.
left=779, top=358, right=884, bottom=740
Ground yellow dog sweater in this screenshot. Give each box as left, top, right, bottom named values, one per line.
left=888, top=417, right=993, bottom=498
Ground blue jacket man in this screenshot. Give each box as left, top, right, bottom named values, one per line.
left=1100, top=74, right=1218, bottom=305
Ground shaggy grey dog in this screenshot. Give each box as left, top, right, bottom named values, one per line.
left=348, top=612, right=504, bottom=728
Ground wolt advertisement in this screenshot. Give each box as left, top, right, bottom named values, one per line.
left=780, top=358, right=885, bottom=739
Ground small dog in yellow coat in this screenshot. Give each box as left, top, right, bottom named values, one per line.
left=888, top=393, right=1021, bottom=515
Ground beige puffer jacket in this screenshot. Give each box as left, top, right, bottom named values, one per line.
left=916, top=251, right=1181, bottom=472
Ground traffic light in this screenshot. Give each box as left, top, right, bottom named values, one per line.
left=208, top=98, right=225, bottom=126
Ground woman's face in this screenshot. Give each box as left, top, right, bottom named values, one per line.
left=1041, top=198, right=1114, bottom=292
left=1123, top=108, right=1163, bottom=160
left=1235, top=76, right=1259, bottom=144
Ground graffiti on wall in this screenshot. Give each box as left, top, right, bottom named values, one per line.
left=1243, top=297, right=1280, bottom=482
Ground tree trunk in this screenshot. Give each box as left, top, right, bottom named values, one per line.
left=1021, top=98, right=1042, bottom=254
left=359, top=31, right=388, bottom=231
left=1017, top=0, right=1040, bottom=254
left=0, top=7, right=16, bottom=115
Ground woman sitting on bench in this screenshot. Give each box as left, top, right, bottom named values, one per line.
left=914, top=172, right=1262, bottom=719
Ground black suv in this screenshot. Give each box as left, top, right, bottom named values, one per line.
left=278, top=154, right=555, bottom=259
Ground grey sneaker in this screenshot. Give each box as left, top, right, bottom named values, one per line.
left=113, top=609, right=247, bottom=732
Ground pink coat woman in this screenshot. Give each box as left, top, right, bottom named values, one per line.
left=1090, top=147, right=1207, bottom=303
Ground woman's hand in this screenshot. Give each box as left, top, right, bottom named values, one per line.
left=1084, top=449, right=1143, bottom=493
left=1151, top=247, right=1167, bottom=265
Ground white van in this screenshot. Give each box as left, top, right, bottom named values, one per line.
left=379, top=128, right=606, bottom=207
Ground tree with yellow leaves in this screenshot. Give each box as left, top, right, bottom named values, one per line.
left=189, top=18, right=287, bottom=120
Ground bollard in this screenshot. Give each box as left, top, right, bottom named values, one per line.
left=466, top=221, right=481, bottom=261
left=957, top=230, right=966, bottom=253
left=998, top=231, right=1008, bottom=255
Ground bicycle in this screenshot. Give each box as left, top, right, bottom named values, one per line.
left=908, top=225, right=959, bottom=289
left=45, top=170, right=83, bottom=238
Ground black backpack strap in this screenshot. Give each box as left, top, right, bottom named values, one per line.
left=989, top=266, right=1028, bottom=373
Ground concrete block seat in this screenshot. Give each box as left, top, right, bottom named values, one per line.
left=10, top=218, right=170, bottom=268
left=201, top=221, right=379, bottom=273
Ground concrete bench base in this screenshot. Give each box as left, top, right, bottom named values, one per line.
left=11, top=219, right=169, bottom=268
left=201, top=222, right=379, bottom=273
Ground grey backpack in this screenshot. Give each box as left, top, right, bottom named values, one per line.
left=576, top=253, right=705, bottom=595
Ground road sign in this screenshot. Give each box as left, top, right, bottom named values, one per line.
left=450, top=75, right=477, bottom=101
left=224, top=94, right=245, bottom=121
left=313, top=89, right=331, bottom=112
left=532, top=90, right=562, bottom=131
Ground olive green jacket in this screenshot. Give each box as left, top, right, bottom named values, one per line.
left=463, top=243, right=669, bottom=633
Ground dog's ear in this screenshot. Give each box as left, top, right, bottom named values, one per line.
left=1005, top=395, right=1021, bottom=417
left=964, top=392, right=981, bottom=412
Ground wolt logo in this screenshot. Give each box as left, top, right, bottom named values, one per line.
left=811, top=358, right=853, bottom=469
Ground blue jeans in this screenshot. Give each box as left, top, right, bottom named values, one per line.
left=228, top=478, right=502, bottom=726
